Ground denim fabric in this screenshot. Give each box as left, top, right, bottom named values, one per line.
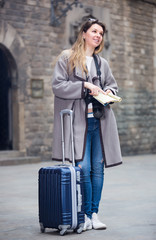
left=76, top=117, right=104, bottom=219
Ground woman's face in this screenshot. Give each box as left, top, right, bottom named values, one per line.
left=83, top=23, right=104, bottom=50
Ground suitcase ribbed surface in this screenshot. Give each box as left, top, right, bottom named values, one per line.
left=38, top=166, right=84, bottom=230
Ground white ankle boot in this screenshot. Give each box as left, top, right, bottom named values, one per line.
left=83, top=215, right=92, bottom=231
left=92, top=213, right=107, bottom=230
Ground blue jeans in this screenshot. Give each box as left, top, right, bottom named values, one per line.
left=76, top=117, right=104, bottom=219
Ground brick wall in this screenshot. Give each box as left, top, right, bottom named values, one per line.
left=109, top=0, right=156, bottom=155
left=0, top=0, right=156, bottom=159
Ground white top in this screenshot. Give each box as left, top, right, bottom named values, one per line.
left=86, top=56, right=93, bottom=71
left=86, top=56, right=93, bottom=117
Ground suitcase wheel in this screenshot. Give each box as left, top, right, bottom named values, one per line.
left=75, top=223, right=84, bottom=234
left=58, top=225, right=70, bottom=236
left=40, top=223, right=45, bottom=233
left=59, top=229, right=67, bottom=236
left=76, top=227, right=83, bottom=234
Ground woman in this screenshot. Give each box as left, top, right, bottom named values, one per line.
left=52, top=18, right=122, bottom=231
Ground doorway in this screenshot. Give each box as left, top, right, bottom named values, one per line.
left=0, top=44, right=17, bottom=150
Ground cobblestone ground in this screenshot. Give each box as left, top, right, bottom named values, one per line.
left=0, top=155, right=156, bottom=240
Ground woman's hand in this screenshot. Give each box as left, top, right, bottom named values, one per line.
left=105, top=89, right=113, bottom=95
left=84, top=82, right=113, bottom=96
left=84, top=82, right=105, bottom=96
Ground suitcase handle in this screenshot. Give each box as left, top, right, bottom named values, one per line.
left=60, top=109, right=75, bottom=166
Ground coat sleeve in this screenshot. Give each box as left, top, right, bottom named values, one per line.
left=103, top=60, right=118, bottom=95
left=52, top=54, right=85, bottom=100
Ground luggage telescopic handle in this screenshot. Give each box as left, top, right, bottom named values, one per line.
left=60, top=109, right=75, bottom=167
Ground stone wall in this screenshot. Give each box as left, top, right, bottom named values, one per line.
left=0, top=0, right=156, bottom=159
left=0, top=0, right=56, bottom=159
left=109, top=0, right=156, bottom=155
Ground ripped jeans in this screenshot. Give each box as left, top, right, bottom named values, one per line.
left=76, top=117, right=104, bottom=219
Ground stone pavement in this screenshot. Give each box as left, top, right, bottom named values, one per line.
left=0, top=154, right=156, bottom=240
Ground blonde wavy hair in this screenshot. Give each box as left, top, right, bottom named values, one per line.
left=68, top=19, right=106, bottom=74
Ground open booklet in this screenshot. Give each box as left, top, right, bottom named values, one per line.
left=93, top=92, right=122, bottom=105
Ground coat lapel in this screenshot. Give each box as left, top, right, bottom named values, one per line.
left=73, top=66, right=86, bottom=81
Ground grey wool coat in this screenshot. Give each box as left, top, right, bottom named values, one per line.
left=52, top=51, right=122, bottom=168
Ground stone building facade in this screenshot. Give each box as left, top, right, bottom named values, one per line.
left=0, top=0, right=156, bottom=162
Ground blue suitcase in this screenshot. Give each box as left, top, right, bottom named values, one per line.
left=38, top=110, right=84, bottom=235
